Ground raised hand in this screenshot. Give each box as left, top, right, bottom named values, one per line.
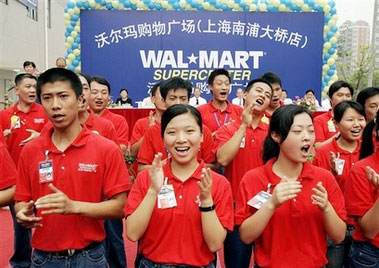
left=312, top=181, right=329, bottom=211
left=241, top=103, right=254, bottom=127
left=365, top=166, right=379, bottom=189
left=148, top=153, right=165, bottom=194
left=198, top=168, right=213, bottom=206
left=35, top=184, right=76, bottom=215
left=270, top=177, right=302, bottom=208
left=19, top=129, right=40, bottom=146
left=329, top=152, right=338, bottom=175
left=148, top=110, right=155, bottom=126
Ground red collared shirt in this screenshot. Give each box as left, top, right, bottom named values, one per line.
left=85, top=110, right=119, bottom=145
left=137, top=122, right=215, bottom=165
left=15, top=125, right=131, bottom=251
left=0, top=103, right=47, bottom=165
left=101, top=109, right=129, bottom=146
left=214, top=119, right=269, bottom=199
left=197, top=100, right=242, bottom=133
left=125, top=160, right=233, bottom=266
left=314, top=110, right=336, bottom=143
left=235, top=159, right=346, bottom=267
left=345, top=151, right=379, bottom=247
left=0, top=143, right=17, bottom=190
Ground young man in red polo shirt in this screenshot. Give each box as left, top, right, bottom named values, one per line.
left=14, top=68, right=130, bottom=267
left=0, top=73, right=47, bottom=268
left=214, top=78, right=272, bottom=268
left=137, top=77, right=215, bottom=172
left=259, top=72, right=283, bottom=122
left=197, top=69, right=242, bottom=135
left=314, top=80, right=354, bottom=149
left=0, top=142, right=17, bottom=206
left=89, top=76, right=129, bottom=154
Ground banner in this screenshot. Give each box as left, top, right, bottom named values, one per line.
left=81, top=10, right=323, bottom=105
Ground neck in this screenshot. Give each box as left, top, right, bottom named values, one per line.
left=170, top=158, right=199, bottom=182
left=51, top=118, right=82, bottom=152
left=337, top=137, right=358, bottom=153
left=250, top=112, right=262, bottom=128
left=272, top=153, right=303, bottom=181
left=93, top=109, right=105, bottom=116
left=212, top=99, right=227, bottom=111
left=17, top=101, right=33, bottom=113
left=78, top=109, right=90, bottom=124
left=122, top=97, right=127, bottom=101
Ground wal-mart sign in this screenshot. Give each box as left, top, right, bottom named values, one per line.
left=81, top=10, right=323, bottom=104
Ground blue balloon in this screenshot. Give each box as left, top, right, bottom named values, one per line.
left=172, top=2, right=179, bottom=9
left=77, top=56, right=81, bottom=61
left=68, top=66, right=75, bottom=71
left=64, top=7, right=68, bottom=13
left=95, top=0, right=101, bottom=3
left=106, top=2, right=112, bottom=9
left=314, top=4, right=322, bottom=12
left=124, top=0, right=131, bottom=8
left=67, top=25, right=73, bottom=32
left=267, top=4, right=274, bottom=11
left=72, top=60, right=79, bottom=67
left=67, top=2, right=75, bottom=9
left=327, top=70, right=334, bottom=76
left=234, top=0, right=240, bottom=3
left=215, top=2, right=220, bottom=9
left=72, top=43, right=79, bottom=49
left=328, top=1, right=335, bottom=8
left=243, top=5, right=249, bottom=11
left=325, top=75, right=330, bottom=81
left=221, top=4, right=228, bottom=10
left=72, top=14, right=79, bottom=21
left=76, top=1, right=82, bottom=8
left=101, top=0, right=106, bottom=6
left=131, top=4, right=137, bottom=10
left=328, top=48, right=335, bottom=55
left=71, top=21, right=77, bottom=27
left=209, top=0, right=216, bottom=4
left=331, top=26, right=337, bottom=32
left=324, top=15, right=331, bottom=23
left=198, top=4, right=203, bottom=10
left=67, top=48, right=73, bottom=54
left=75, top=36, right=81, bottom=43
left=65, top=31, right=70, bottom=37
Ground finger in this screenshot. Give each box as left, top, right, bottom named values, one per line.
left=35, top=193, right=63, bottom=205
left=36, top=202, right=63, bottom=209
left=312, top=187, right=325, bottom=197
left=48, top=183, right=61, bottom=193
left=41, top=209, right=64, bottom=215
left=315, top=182, right=326, bottom=193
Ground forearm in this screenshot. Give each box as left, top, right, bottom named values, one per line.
left=138, top=164, right=151, bottom=172
left=126, top=190, right=157, bottom=241
left=323, top=202, right=346, bottom=243
left=239, top=199, right=275, bottom=244
left=359, top=199, right=379, bottom=240
left=217, top=124, right=247, bottom=166
left=73, top=193, right=126, bottom=219
left=201, top=210, right=227, bottom=252
left=0, top=186, right=15, bottom=207
left=130, top=138, right=143, bottom=157
left=315, top=135, right=336, bottom=149
left=120, top=144, right=127, bottom=155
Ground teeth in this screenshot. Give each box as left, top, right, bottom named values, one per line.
left=256, top=99, right=263, bottom=105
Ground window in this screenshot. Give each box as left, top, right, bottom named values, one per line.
left=0, top=0, right=8, bottom=4
left=27, top=6, right=38, bottom=21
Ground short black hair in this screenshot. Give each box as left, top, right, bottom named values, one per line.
left=259, top=72, right=282, bottom=87
left=208, top=69, right=231, bottom=85
left=15, top=73, right=37, bottom=86
left=245, top=78, right=273, bottom=93
left=90, top=76, right=111, bottom=94
left=306, top=89, right=315, bottom=95
left=356, top=87, right=379, bottom=107
left=160, top=77, right=192, bottom=100
left=328, top=80, right=354, bottom=98
left=151, top=82, right=161, bottom=97
left=37, top=68, right=82, bottom=101
left=23, top=61, right=36, bottom=69
left=120, top=88, right=128, bottom=94
left=334, top=100, right=366, bottom=123
left=77, top=73, right=91, bottom=85
left=360, top=110, right=379, bottom=159
left=161, top=104, right=202, bottom=137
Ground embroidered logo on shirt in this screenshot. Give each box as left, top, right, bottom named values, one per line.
left=78, top=163, right=98, bottom=172
left=34, top=118, right=45, bottom=124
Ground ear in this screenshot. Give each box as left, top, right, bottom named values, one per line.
left=14, top=85, right=19, bottom=96
left=77, top=94, right=84, bottom=105
left=243, top=92, right=247, bottom=100
left=271, top=131, right=281, bottom=143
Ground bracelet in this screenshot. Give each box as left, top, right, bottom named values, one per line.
left=199, top=204, right=216, bottom=212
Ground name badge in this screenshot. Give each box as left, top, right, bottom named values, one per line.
left=336, top=158, right=345, bottom=175
left=11, top=115, right=20, bottom=129
left=327, top=119, right=336, bottom=133
left=247, top=183, right=272, bottom=210
left=157, top=178, right=177, bottom=209
left=39, top=160, right=53, bottom=183
left=240, top=135, right=246, bottom=148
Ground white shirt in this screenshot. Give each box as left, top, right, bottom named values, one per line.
left=189, top=96, right=207, bottom=107
left=283, top=98, right=293, bottom=105
left=232, top=97, right=244, bottom=107
left=142, top=97, right=154, bottom=108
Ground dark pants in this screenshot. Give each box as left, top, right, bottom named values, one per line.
left=326, top=226, right=354, bottom=268
left=139, top=257, right=215, bottom=268
left=223, top=226, right=253, bottom=268
left=10, top=205, right=32, bottom=268
left=103, top=219, right=127, bottom=268
left=349, top=240, right=379, bottom=268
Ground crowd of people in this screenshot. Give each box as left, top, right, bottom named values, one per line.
left=0, top=67, right=378, bottom=268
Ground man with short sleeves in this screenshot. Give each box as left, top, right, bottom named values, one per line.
left=14, top=68, right=130, bottom=267
left=197, top=69, right=242, bottom=135
left=0, top=73, right=47, bottom=268
left=0, top=142, right=17, bottom=207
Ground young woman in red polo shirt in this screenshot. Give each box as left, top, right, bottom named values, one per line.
left=345, top=112, right=379, bottom=268
left=235, top=105, right=347, bottom=268
left=313, top=100, right=366, bottom=267
left=125, top=104, right=233, bottom=267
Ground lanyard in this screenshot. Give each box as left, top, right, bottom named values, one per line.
left=213, top=112, right=228, bottom=128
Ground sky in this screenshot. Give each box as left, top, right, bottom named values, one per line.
left=334, top=0, right=375, bottom=27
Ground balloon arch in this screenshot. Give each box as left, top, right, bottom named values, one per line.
left=63, top=0, right=339, bottom=98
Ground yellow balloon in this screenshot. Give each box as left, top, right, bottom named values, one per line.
left=335, top=31, right=340, bottom=38
left=332, top=74, right=338, bottom=81
left=203, top=2, right=210, bottom=10
left=74, top=7, right=80, bottom=14
left=322, top=64, right=329, bottom=71
left=327, top=58, right=335, bottom=65
left=67, top=36, right=74, bottom=44
left=302, top=4, right=309, bottom=11
left=74, top=26, right=80, bottom=32
left=250, top=4, right=257, bottom=11
left=198, top=0, right=203, bottom=3
left=244, top=0, right=252, bottom=5
left=324, top=42, right=331, bottom=50
left=273, top=0, right=280, bottom=7
left=279, top=4, right=286, bottom=11
left=89, top=0, right=96, bottom=7
left=68, top=53, right=75, bottom=61
left=68, top=9, right=75, bottom=15
left=137, top=1, right=145, bottom=9
left=73, top=49, right=81, bottom=56
left=259, top=3, right=267, bottom=11
left=64, top=19, right=70, bottom=26
left=130, top=0, right=137, bottom=5
left=71, top=31, right=78, bottom=38
left=328, top=19, right=336, bottom=27
left=324, top=25, right=330, bottom=33
left=332, top=15, right=339, bottom=21
left=323, top=5, right=330, bottom=14
left=64, top=42, right=70, bottom=48
left=67, top=58, right=72, bottom=66
left=64, top=13, right=70, bottom=20
left=75, top=66, right=81, bottom=72
left=330, top=37, right=337, bottom=44
left=179, top=0, right=186, bottom=8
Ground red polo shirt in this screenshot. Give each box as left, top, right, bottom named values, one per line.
left=197, top=100, right=242, bottom=133
left=235, top=160, right=346, bottom=268
left=85, top=110, right=119, bottom=145
left=214, top=119, right=269, bottom=199
left=14, top=125, right=131, bottom=251
left=125, top=161, right=233, bottom=266
left=314, top=110, right=336, bottom=143
left=0, top=103, right=47, bottom=165
left=130, top=115, right=160, bottom=145
left=137, top=122, right=215, bottom=165
left=0, top=125, right=7, bottom=146
left=101, top=109, right=129, bottom=146
left=345, top=151, right=379, bottom=247
left=0, top=144, right=17, bottom=190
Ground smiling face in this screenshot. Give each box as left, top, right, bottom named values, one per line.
left=40, top=81, right=82, bottom=129
left=245, top=82, right=272, bottom=114
left=164, top=112, right=202, bottom=166
left=330, top=87, right=352, bottom=109
left=210, top=74, right=230, bottom=102
left=15, top=77, right=37, bottom=105
left=89, top=81, right=110, bottom=114
left=336, top=107, right=366, bottom=143
left=275, top=112, right=315, bottom=164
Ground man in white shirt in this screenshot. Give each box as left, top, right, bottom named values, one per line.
left=189, top=87, right=207, bottom=107
left=232, top=87, right=244, bottom=107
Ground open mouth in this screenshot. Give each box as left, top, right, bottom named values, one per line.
left=350, top=129, right=362, bottom=136
left=256, top=99, right=264, bottom=105
left=272, top=97, right=279, bottom=102
left=301, top=144, right=310, bottom=154
left=95, top=100, right=103, bottom=105
left=175, top=147, right=190, bottom=155
left=220, top=92, right=228, bottom=97
left=52, top=114, right=65, bottom=121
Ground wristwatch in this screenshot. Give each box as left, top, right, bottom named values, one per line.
left=199, top=204, right=216, bottom=212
